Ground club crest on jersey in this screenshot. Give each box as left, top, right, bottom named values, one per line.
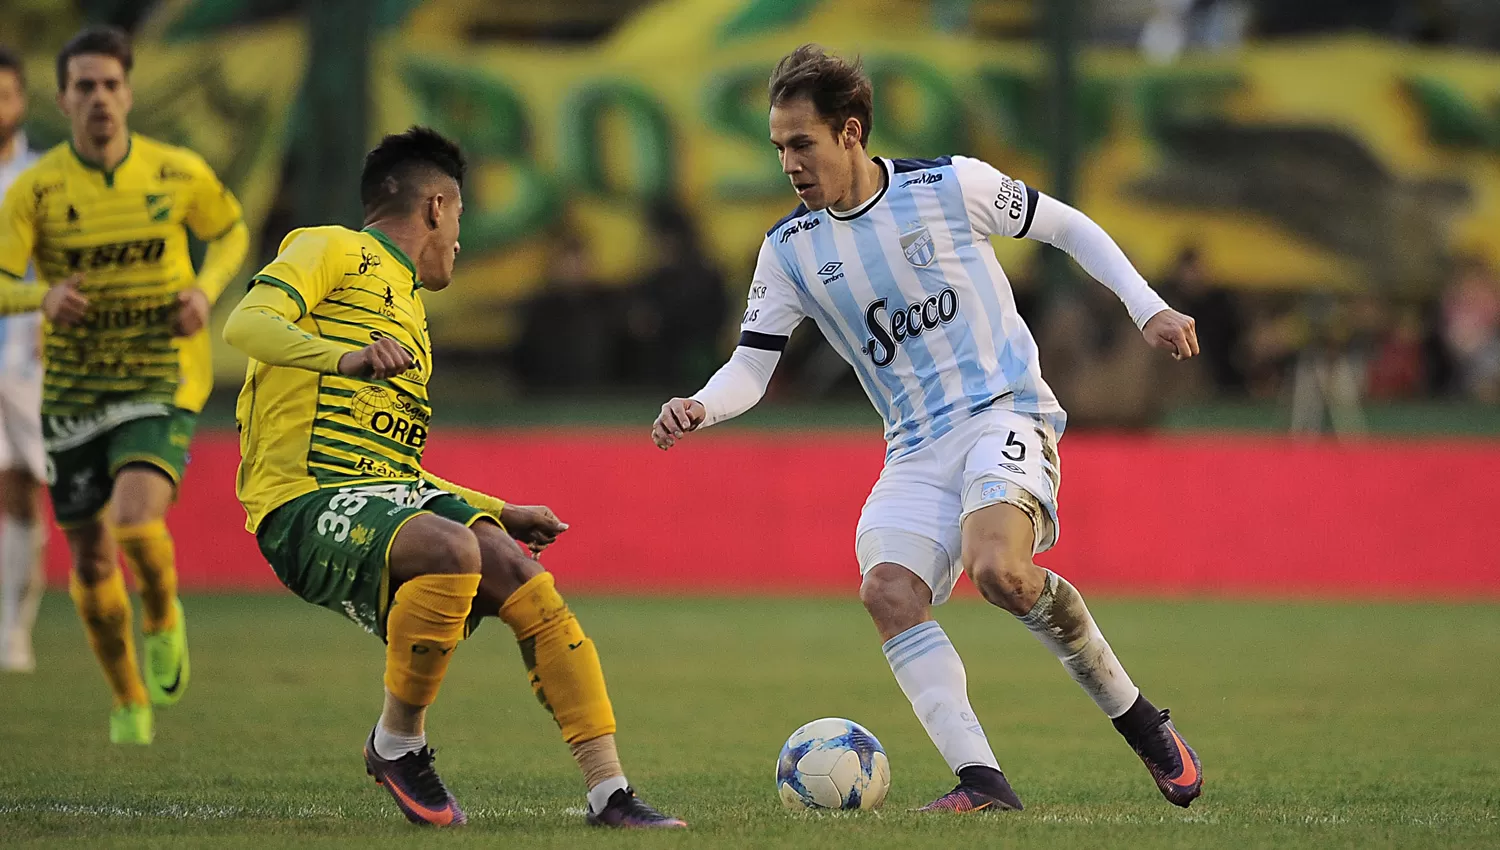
left=900, top=222, right=935, bottom=267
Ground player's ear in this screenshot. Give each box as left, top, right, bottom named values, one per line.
left=424, top=195, right=440, bottom=231
left=844, top=118, right=861, bottom=150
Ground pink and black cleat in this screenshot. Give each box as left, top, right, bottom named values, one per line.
left=585, top=787, right=686, bottom=828
left=363, top=729, right=467, bottom=826
left=917, top=765, right=1024, bottom=813
left=1113, top=694, right=1203, bottom=807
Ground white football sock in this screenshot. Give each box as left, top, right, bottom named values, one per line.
left=587, top=775, right=629, bottom=814
left=882, top=621, right=999, bottom=774
left=372, top=723, right=426, bottom=760
left=1017, top=570, right=1140, bottom=718
left=0, top=515, right=43, bottom=640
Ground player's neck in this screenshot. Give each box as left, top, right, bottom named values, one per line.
left=0, top=133, right=19, bottom=164
left=72, top=131, right=130, bottom=172
left=830, top=156, right=885, bottom=213
left=363, top=217, right=423, bottom=271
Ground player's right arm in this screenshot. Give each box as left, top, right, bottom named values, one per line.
left=222, top=229, right=412, bottom=378
left=0, top=174, right=92, bottom=322
left=652, top=237, right=804, bottom=450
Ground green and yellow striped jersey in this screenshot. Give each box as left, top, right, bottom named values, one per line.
left=233, top=225, right=434, bottom=531
left=0, top=135, right=242, bottom=432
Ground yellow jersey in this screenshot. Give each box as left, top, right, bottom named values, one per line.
left=234, top=225, right=435, bottom=531
left=0, top=134, right=242, bottom=428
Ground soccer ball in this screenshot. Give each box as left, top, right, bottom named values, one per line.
left=776, top=717, right=890, bottom=811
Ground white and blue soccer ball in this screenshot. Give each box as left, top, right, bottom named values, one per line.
left=776, top=717, right=891, bottom=810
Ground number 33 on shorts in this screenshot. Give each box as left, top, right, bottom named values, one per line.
left=316, top=491, right=369, bottom=543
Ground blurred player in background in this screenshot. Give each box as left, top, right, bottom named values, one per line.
left=0, top=27, right=250, bottom=742
left=0, top=46, right=45, bottom=674
left=222, top=127, right=684, bottom=829
left=655, top=45, right=1204, bottom=812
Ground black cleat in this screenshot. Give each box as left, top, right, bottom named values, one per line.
left=585, top=787, right=686, bottom=828
left=1113, top=694, right=1203, bottom=807
left=917, top=765, right=1024, bottom=813
left=362, top=729, right=467, bottom=826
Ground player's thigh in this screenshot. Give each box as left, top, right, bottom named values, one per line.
left=856, top=450, right=963, bottom=607
left=0, top=377, right=46, bottom=494
left=256, top=486, right=459, bottom=640
left=415, top=497, right=533, bottom=629
left=960, top=411, right=1061, bottom=555
left=104, top=410, right=198, bottom=524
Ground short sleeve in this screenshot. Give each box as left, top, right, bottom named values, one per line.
left=737, top=237, right=806, bottom=351
left=951, top=154, right=1039, bottom=240
left=0, top=173, right=37, bottom=281
left=249, top=229, right=340, bottom=320
left=182, top=155, right=243, bottom=241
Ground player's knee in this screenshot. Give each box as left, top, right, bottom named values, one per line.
left=859, top=564, right=931, bottom=635
left=427, top=526, right=482, bottom=576
left=964, top=548, right=1042, bottom=615
left=65, top=524, right=116, bottom=584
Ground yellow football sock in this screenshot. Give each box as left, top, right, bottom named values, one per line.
left=383, top=573, right=481, bottom=707
left=69, top=571, right=149, bottom=707
left=498, top=572, right=617, bottom=744
left=115, top=520, right=177, bottom=634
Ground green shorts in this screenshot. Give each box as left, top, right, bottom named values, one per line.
left=255, top=481, right=497, bottom=640
left=46, top=408, right=198, bottom=526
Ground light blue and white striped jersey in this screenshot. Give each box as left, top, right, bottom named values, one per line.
left=0, top=132, right=41, bottom=379
left=742, top=156, right=1064, bottom=459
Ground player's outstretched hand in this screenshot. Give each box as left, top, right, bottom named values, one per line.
left=338, top=336, right=413, bottom=379
left=42, top=274, right=89, bottom=327
left=1142, top=309, right=1200, bottom=361
left=172, top=287, right=211, bottom=336
left=652, top=398, right=705, bottom=450
left=500, top=504, right=569, bottom=555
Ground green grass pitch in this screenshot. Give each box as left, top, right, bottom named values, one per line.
left=2, top=593, right=1498, bottom=848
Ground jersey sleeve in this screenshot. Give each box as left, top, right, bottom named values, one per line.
left=0, top=172, right=37, bottom=282
left=737, top=237, right=806, bottom=351
left=951, top=154, right=1039, bottom=240
left=249, top=229, right=341, bottom=320
left=182, top=154, right=244, bottom=241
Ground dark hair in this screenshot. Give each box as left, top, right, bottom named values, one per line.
left=0, top=46, right=24, bottom=89
left=768, top=44, right=873, bottom=147
left=56, top=26, right=133, bottom=92
left=360, top=126, right=467, bottom=218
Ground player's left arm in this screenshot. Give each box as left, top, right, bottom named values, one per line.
left=420, top=470, right=569, bottom=553
left=953, top=155, right=1199, bottom=360
left=176, top=154, right=249, bottom=336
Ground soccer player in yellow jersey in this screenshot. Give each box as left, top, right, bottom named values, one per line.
left=222, top=127, right=684, bottom=829
left=0, top=28, right=249, bottom=744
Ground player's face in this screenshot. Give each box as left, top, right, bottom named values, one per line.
left=418, top=182, right=462, bottom=291
left=57, top=55, right=132, bottom=147
left=770, top=96, right=859, bottom=211
left=0, top=69, right=25, bottom=148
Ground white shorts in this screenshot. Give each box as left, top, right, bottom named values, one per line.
left=0, top=376, right=45, bottom=481
left=855, top=408, right=1061, bottom=605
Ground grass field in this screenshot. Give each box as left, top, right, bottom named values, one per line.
left=2, top=593, right=1498, bottom=848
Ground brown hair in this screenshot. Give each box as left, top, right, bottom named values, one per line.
left=768, top=44, right=873, bottom=147
left=56, top=26, right=133, bottom=92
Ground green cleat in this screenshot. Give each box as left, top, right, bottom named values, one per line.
left=110, top=703, right=153, bottom=745
left=144, top=599, right=190, bottom=707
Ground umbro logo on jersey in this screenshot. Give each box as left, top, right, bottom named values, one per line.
left=158, top=164, right=193, bottom=182
left=818, top=262, right=845, bottom=284
left=780, top=217, right=820, bottom=243
left=901, top=173, right=943, bottom=187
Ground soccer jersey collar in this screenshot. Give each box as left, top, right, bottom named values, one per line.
left=361, top=226, right=422, bottom=290
left=69, top=134, right=133, bottom=188
left=827, top=158, right=892, bottom=223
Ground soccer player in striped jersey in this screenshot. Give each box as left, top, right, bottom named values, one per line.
left=0, top=46, right=46, bottom=674
left=654, top=45, right=1204, bottom=811
left=0, top=27, right=250, bottom=742
left=222, top=127, right=683, bottom=829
